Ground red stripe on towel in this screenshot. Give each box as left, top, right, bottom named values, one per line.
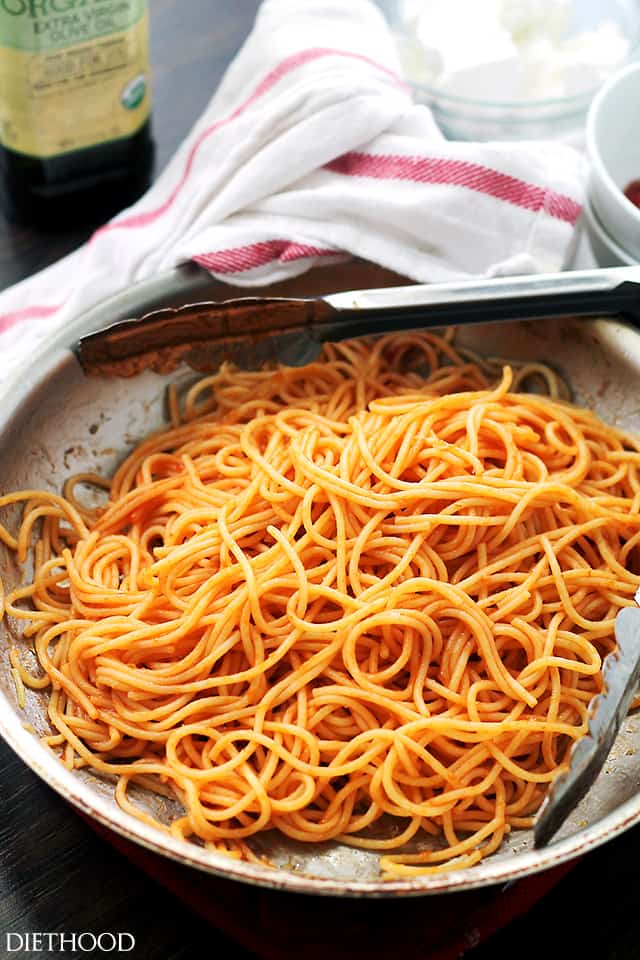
left=325, top=152, right=582, bottom=224
left=194, top=240, right=340, bottom=274
left=0, top=304, right=62, bottom=334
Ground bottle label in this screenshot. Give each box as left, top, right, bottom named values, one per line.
left=0, top=0, right=150, bottom=158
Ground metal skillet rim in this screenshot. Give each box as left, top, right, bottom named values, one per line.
left=1, top=266, right=640, bottom=896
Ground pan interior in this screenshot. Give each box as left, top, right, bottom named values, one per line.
left=2, top=313, right=640, bottom=893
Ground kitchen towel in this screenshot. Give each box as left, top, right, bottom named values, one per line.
left=0, top=0, right=586, bottom=382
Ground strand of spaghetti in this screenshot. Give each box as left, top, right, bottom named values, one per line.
left=0, top=491, right=89, bottom=558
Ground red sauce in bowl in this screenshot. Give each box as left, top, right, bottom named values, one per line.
left=624, top=179, right=640, bottom=209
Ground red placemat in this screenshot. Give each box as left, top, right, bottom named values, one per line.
left=87, top=818, right=577, bottom=960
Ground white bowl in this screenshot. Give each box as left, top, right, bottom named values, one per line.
left=586, top=61, right=640, bottom=260
left=581, top=197, right=637, bottom=267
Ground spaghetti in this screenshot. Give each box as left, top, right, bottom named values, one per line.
left=3, top=330, right=640, bottom=876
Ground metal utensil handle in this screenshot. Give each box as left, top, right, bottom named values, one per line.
left=323, top=266, right=640, bottom=339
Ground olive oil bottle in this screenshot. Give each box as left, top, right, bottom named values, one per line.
left=0, top=0, right=154, bottom=226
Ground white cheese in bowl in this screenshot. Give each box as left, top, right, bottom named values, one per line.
left=393, top=0, right=630, bottom=102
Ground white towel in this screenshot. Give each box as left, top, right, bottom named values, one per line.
left=0, top=0, right=586, bottom=379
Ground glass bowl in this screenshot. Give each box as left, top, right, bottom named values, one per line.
left=375, top=0, right=640, bottom=143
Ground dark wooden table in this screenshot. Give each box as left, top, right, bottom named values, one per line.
left=1, top=2, right=639, bottom=958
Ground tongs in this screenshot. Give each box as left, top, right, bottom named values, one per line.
left=74, top=263, right=640, bottom=843
left=534, top=606, right=640, bottom=847
left=75, top=265, right=640, bottom=376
